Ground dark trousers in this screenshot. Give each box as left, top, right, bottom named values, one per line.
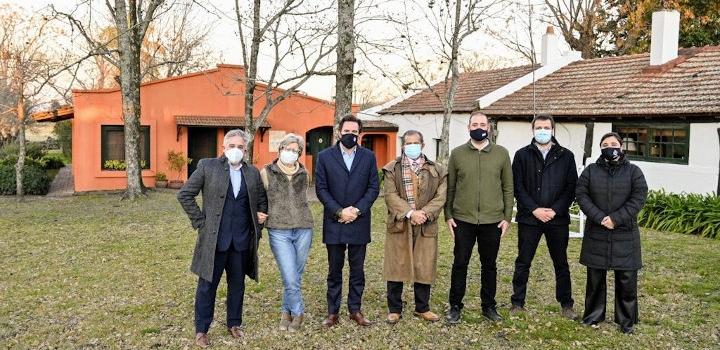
left=511, top=223, right=574, bottom=308
left=448, top=220, right=502, bottom=310
left=195, top=248, right=246, bottom=333
left=583, top=267, right=639, bottom=329
left=326, top=244, right=367, bottom=314
left=387, top=281, right=431, bottom=313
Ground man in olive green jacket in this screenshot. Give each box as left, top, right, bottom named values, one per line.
left=444, top=111, right=514, bottom=324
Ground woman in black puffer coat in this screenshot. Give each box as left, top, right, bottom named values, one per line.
left=576, top=132, right=648, bottom=334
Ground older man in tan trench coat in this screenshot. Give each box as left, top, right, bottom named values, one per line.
left=382, top=130, right=447, bottom=324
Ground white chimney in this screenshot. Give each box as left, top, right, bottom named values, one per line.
left=541, top=26, right=563, bottom=66
left=650, top=10, right=680, bottom=66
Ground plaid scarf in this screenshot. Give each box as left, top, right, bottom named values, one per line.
left=401, top=155, right=425, bottom=209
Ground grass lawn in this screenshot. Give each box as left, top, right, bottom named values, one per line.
left=1, top=191, right=719, bottom=349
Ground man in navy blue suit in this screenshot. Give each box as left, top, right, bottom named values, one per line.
left=315, top=115, right=380, bottom=327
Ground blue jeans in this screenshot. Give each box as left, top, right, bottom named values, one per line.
left=268, top=228, right=313, bottom=316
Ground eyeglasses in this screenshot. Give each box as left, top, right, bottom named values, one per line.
left=227, top=145, right=246, bottom=151
left=282, top=148, right=301, bottom=155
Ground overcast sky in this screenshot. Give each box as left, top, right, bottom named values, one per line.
left=4, top=0, right=562, bottom=102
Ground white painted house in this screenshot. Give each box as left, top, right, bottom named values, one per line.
left=369, top=10, right=720, bottom=195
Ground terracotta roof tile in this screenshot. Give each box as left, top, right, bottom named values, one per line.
left=175, top=115, right=271, bottom=128
left=379, top=65, right=537, bottom=115
left=481, top=46, right=720, bottom=117
left=362, top=119, right=398, bottom=131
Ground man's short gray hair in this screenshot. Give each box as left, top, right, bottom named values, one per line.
left=278, top=133, right=305, bottom=155
left=224, top=129, right=249, bottom=145
left=401, top=130, right=424, bottom=146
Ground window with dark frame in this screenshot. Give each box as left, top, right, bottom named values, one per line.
left=613, top=123, right=689, bottom=164
left=101, top=125, right=151, bottom=170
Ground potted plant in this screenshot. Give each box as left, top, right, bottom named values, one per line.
left=155, top=171, right=168, bottom=188
left=167, top=150, right=192, bottom=189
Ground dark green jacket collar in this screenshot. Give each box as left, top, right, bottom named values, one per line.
left=465, top=139, right=494, bottom=153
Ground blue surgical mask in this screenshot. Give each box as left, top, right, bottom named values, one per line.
left=534, top=129, right=552, bottom=144
left=404, top=144, right=422, bottom=159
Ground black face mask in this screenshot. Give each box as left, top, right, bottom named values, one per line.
left=340, top=133, right=358, bottom=149
left=470, top=128, right=489, bottom=142
left=601, top=147, right=622, bottom=160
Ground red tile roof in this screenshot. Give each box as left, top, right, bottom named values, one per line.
left=379, top=65, right=537, bottom=115
left=362, top=119, right=398, bottom=131
left=481, top=46, right=720, bottom=117
left=31, top=105, right=74, bottom=122
left=175, top=115, right=271, bottom=128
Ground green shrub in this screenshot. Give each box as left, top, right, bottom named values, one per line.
left=0, top=142, right=46, bottom=160
left=103, top=159, right=147, bottom=171
left=0, top=157, right=45, bottom=169
left=41, top=153, right=66, bottom=169
left=54, top=120, right=72, bottom=160
left=638, top=190, right=720, bottom=239
left=0, top=163, right=52, bottom=195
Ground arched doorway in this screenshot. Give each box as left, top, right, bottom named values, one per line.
left=306, top=126, right=333, bottom=180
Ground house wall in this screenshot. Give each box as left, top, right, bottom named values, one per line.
left=632, top=123, right=720, bottom=194
left=496, top=121, right=588, bottom=172
left=374, top=113, right=471, bottom=162
left=379, top=115, right=719, bottom=194
left=71, top=65, right=354, bottom=192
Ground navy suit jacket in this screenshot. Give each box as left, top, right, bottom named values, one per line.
left=315, top=143, right=380, bottom=245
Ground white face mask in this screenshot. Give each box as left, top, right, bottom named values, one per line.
left=224, top=147, right=244, bottom=165
left=279, top=150, right=299, bottom=164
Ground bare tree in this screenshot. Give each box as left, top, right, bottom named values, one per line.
left=55, top=0, right=172, bottom=199
left=83, top=5, right=215, bottom=90
left=395, top=0, right=500, bottom=166
left=0, top=5, right=70, bottom=199
left=459, top=51, right=509, bottom=72
left=544, top=0, right=607, bottom=59
left=232, top=0, right=336, bottom=162
left=334, top=0, right=355, bottom=130
left=142, top=3, right=216, bottom=80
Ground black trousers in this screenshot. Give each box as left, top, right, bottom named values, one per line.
left=511, top=223, right=574, bottom=308
left=387, top=281, right=431, bottom=313
left=583, top=267, right=639, bottom=329
left=448, top=220, right=502, bottom=310
left=195, top=248, right=247, bottom=333
left=326, top=244, right=367, bottom=314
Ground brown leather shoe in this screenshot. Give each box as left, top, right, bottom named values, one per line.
left=194, top=333, right=209, bottom=348
left=228, top=325, right=243, bottom=339
left=288, top=314, right=305, bottom=332
left=386, top=312, right=402, bottom=324
left=413, top=310, right=440, bottom=322
left=322, top=314, right=339, bottom=328
left=349, top=311, right=372, bottom=326
left=279, top=312, right=292, bottom=331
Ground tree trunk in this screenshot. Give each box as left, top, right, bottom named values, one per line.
left=243, top=0, right=261, bottom=164
left=437, top=65, right=459, bottom=167
left=334, top=0, right=355, bottom=134
left=436, top=1, right=463, bottom=167
left=14, top=95, right=25, bottom=200
left=716, top=128, right=719, bottom=196
left=583, top=122, right=595, bottom=166
left=117, top=18, right=146, bottom=199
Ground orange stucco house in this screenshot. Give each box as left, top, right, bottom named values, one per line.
left=33, top=64, right=397, bottom=192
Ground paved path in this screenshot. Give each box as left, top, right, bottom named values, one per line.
left=47, top=165, right=74, bottom=197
